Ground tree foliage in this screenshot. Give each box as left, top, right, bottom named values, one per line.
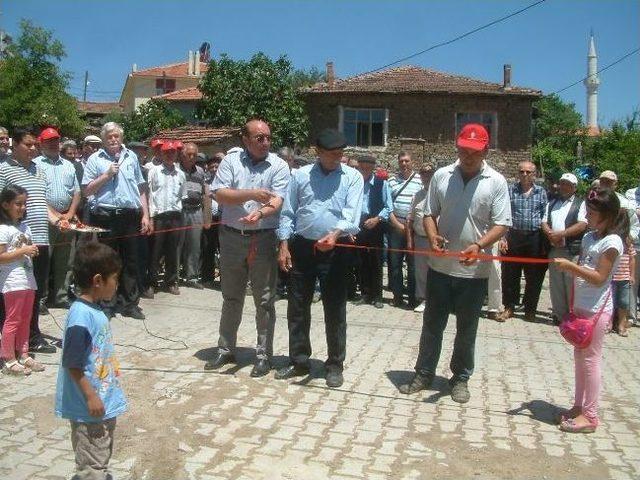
left=0, top=20, right=85, bottom=137
left=289, top=66, right=326, bottom=89
left=116, top=99, right=186, bottom=142
left=197, top=52, right=309, bottom=147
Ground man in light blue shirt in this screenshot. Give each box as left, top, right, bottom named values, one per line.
left=35, top=127, right=81, bottom=309
left=205, top=119, right=290, bottom=378
left=82, top=122, right=151, bottom=320
left=275, top=129, right=363, bottom=389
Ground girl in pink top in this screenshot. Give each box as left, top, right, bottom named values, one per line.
left=553, top=188, right=624, bottom=433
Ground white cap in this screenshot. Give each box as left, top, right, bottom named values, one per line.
left=84, top=135, right=102, bottom=144
left=599, top=170, right=618, bottom=181
left=559, top=173, right=578, bottom=185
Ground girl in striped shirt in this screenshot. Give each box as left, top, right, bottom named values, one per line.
left=611, top=214, right=635, bottom=337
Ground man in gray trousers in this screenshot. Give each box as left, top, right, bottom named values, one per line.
left=205, top=119, right=290, bottom=377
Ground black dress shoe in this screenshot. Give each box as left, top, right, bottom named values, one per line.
left=326, top=370, right=344, bottom=388
left=399, top=372, right=434, bottom=394
left=274, top=364, right=310, bottom=379
left=204, top=352, right=236, bottom=371
left=250, top=358, right=271, bottom=377
left=29, top=338, right=57, bottom=354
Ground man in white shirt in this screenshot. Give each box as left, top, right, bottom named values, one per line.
left=541, top=173, right=588, bottom=323
left=625, top=181, right=640, bottom=323
left=399, top=124, right=511, bottom=404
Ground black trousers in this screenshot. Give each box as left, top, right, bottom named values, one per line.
left=89, top=208, right=142, bottom=314
left=501, top=229, right=548, bottom=313
left=150, top=212, right=182, bottom=287
left=355, top=222, right=384, bottom=302
left=200, top=218, right=220, bottom=282
left=286, top=236, right=351, bottom=371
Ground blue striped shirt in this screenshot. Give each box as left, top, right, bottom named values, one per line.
left=388, top=173, right=423, bottom=219
left=509, top=183, right=547, bottom=231
left=34, top=155, right=80, bottom=212
left=0, top=159, right=50, bottom=245
left=278, top=162, right=364, bottom=241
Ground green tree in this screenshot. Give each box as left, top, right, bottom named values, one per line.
left=119, top=99, right=186, bottom=142
left=289, top=66, right=326, bottom=89
left=0, top=20, right=85, bottom=137
left=197, top=52, right=309, bottom=147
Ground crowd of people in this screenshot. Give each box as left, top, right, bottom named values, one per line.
left=0, top=118, right=636, bottom=477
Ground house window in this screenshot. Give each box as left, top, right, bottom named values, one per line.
left=455, top=112, right=497, bottom=148
left=155, top=78, right=176, bottom=95
left=341, top=108, right=387, bottom=147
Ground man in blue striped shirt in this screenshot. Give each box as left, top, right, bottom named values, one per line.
left=35, top=127, right=81, bottom=309
left=388, top=152, right=423, bottom=308
left=276, top=129, right=363, bottom=388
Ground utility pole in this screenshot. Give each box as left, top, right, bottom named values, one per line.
left=83, top=70, right=89, bottom=102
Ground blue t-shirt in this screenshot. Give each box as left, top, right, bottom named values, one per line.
left=55, top=299, right=127, bottom=423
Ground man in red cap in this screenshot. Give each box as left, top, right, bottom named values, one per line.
left=147, top=141, right=186, bottom=296
left=145, top=138, right=164, bottom=171
left=34, top=127, right=81, bottom=310
left=399, top=123, right=512, bottom=404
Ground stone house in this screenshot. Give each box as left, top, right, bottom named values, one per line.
left=303, top=63, right=541, bottom=175
left=154, top=125, right=241, bottom=157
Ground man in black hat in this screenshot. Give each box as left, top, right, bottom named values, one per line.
left=275, top=129, right=364, bottom=388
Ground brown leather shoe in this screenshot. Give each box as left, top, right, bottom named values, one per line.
left=524, top=311, right=537, bottom=322
left=487, top=311, right=499, bottom=320
left=496, top=308, right=513, bottom=322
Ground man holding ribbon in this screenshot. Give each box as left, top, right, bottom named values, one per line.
left=399, top=123, right=511, bottom=403
left=275, top=129, right=363, bottom=388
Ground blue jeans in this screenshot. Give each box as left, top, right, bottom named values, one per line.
left=388, top=227, right=415, bottom=302
left=415, top=269, right=488, bottom=382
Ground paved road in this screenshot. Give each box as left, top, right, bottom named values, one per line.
left=0, top=281, right=639, bottom=479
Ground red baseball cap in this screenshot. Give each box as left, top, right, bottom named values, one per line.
left=174, top=140, right=184, bottom=150
left=456, top=124, right=489, bottom=151
left=39, top=127, right=60, bottom=142
left=161, top=141, right=177, bottom=151
left=150, top=138, right=164, bottom=149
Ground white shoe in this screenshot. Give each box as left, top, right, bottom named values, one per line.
left=414, top=301, right=426, bottom=313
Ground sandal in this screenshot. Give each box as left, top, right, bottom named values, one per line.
left=2, top=359, right=32, bottom=376
left=555, top=406, right=581, bottom=425
left=19, top=356, right=45, bottom=372
left=559, top=417, right=597, bottom=434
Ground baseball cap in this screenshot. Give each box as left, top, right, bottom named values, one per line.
left=84, top=135, right=102, bottom=144
left=599, top=170, right=618, bottom=181
left=39, top=127, right=60, bottom=142
left=174, top=140, right=184, bottom=150
left=161, top=141, right=177, bottom=151
left=150, top=138, right=164, bottom=149
left=456, top=124, right=489, bottom=151
left=559, top=173, right=578, bottom=185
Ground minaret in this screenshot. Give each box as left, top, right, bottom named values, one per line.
left=584, top=31, right=600, bottom=134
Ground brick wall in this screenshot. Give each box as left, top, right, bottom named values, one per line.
left=304, top=92, right=535, bottom=179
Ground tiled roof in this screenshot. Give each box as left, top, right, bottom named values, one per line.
left=131, top=61, right=208, bottom=78
left=154, top=87, right=202, bottom=101
left=154, top=125, right=240, bottom=144
left=77, top=101, right=123, bottom=114
left=305, top=65, right=540, bottom=97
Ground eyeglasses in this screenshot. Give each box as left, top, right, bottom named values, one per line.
left=519, top=170, right=535, bottom=175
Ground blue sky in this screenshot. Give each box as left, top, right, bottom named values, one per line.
left=3, top=0, right=639, bottom=125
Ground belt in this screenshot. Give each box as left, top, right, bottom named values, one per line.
left=224, top=225, right=275, bottom=236
left=93, top=207, right=140, bottom=216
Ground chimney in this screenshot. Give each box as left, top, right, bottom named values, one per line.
left=187, top=51, right=194, bottom=76
left=132, top=63, right=137, bottom=73
left=503, top=64, right=512, bottom=89
left=326, top=61, right=335, bottom=87
left=195, top=55, right=201, bottom=76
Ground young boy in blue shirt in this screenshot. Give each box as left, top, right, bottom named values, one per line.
left=55, top=242, right=127, bottom=479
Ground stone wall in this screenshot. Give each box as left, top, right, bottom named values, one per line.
left=304, top=91, right=535, bottom=179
